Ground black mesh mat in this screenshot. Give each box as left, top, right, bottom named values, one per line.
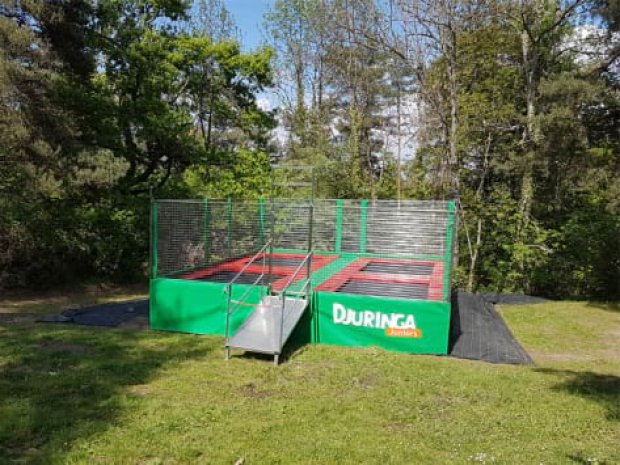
left=449, top=292, right=533, bottom=365
left=197, top=270, right=285, bottom=285
left=337, top=281, right=429, bottom=300
left=38, top=300, right=149, bottom=327
left=481, top=293, right=548, bottom=305
left=362, top=263, right=434, bottom=275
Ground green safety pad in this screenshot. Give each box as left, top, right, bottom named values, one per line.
left=311, top=292, right=451, bottom=354
left=285, top=253, right=358, bottom=294
left=150, top=278, right=266, bottom=335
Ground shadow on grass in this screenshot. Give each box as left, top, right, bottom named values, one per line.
left=0, top=324, right=212, bottom=464
left=585, top=301, right=620, bottom=314
left=233, top=337, right=309, bottom=365
left=534, top=368, right=620, bottom=421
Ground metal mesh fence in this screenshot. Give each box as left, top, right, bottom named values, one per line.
left=365, top=200, right=449, bottom=257
left=154, top=199, right=264, bottom=277
left=270, top=200, right=312, bottom=251
left=156, top=200, right=207, bottom=277
left=152, top=198, right=456, bottom=301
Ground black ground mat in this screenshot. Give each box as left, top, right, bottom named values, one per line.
left=38, top=300, right=149, bottom=327
left=481, top=293, right=548, bottom=305
left=449, top=291, right=533, bottom=365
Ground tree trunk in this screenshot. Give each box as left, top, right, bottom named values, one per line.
left=520, top=29, right=537, bottom=229
left=447, top=23, right=459, bottom=193
left=396, top=76, right=402, bottom=201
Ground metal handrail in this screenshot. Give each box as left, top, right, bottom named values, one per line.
left=226, top=241, right=271, bottom=290
left=276, top=250, right=313, bottom=352
left=277, top=251, right=313, bottom=297
left=224, top=241, right=271, bottom=352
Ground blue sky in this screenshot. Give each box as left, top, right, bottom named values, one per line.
left=221, top=0, right=278, bottom=109
left=224, top=0, right=275, bottom=50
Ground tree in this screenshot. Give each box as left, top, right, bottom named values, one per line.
left=0, top=0, right=277, bottom=288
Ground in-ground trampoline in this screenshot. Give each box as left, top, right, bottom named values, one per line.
left=180, top=253, right=338, bottom=291
left=150, top=199, right=456, bottom=361
left=316, top=258, right=444, bottom=301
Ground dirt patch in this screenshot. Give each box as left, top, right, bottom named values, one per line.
left=605, top=327, right=620, bottom=359
left=385, top=422, right=412, bottom=432
left=349, top=375, right=376, bottom=390
left=240, top=383, right=272, bottom=399
left=38, top=341, right=91, bottom=354
left=127, top=384, right=151, bottom=397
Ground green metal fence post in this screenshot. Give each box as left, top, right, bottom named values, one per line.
left=150, top=200, right=158, bottom=278
left=203, top=199, right=210, bottom=262
left=258, top=197, right=266, bottom=244
left=443, top=200, right=456, bottom=301
left=226, top=197, right=233, bottom=257
left=359, top=200, right=368, bottom=253
left=335, top=199, right=343, bottom=253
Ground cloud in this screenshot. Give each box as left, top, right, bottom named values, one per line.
left=256, top=96, right=273, bottom=111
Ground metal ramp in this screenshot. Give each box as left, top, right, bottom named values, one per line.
left=225, top=296, right=308, bottom=363
left=224, top=245, right=313, bottom=365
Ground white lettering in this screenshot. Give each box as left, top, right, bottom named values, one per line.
left=331, top=303, right=417, bottom=330
left=333, top=303, right=347, bottom=324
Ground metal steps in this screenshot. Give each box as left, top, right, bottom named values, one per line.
left=225, top=295, right=308, bottom=364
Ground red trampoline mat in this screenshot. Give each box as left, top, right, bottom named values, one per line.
left=316, top=257, right=444, bottom=301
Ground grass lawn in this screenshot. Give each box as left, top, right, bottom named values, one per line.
left=0, top=290, right=618, bottom=464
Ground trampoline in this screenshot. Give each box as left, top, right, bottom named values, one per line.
left=150, top=198, right=457, bottom=356
left=316, top=257, right=444, bottom=301
left=178, top=252, right=339, bottom=291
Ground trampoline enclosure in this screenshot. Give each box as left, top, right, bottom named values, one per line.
left=150, top=199, right=457, bottom=355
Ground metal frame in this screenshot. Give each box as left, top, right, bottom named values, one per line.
left=151, top=198, right=457, bottom=363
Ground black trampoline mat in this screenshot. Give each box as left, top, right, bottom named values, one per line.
left=362, top=263, right=434, bottom=275
left=265, top=256, right=306, bottom=267
left=198, top=270, right=285, bottom=285
left=337, top=280, right=429, bottom=300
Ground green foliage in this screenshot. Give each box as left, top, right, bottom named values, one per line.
left=433, top=2, right=620, bottom=299
left=0, top=0, right=275, bottom=289
left=183, top=149, right=272, bottom=199
left=1, top=0, right=618, bottom=300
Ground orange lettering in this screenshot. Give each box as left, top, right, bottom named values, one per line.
left=385, top=328, right=423, bottom=338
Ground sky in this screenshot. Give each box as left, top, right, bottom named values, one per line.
left=223, top=0, right=275, bottom=51
left=220, top=1, right=278, bottom=110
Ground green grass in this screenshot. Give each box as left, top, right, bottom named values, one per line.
left=0, top=293, right=618, bottom=464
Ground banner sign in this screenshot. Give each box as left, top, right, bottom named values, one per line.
left=314, top=292, right=451, bottom=354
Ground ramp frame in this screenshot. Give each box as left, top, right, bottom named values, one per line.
left=225, top=251, right=313, bottom=364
